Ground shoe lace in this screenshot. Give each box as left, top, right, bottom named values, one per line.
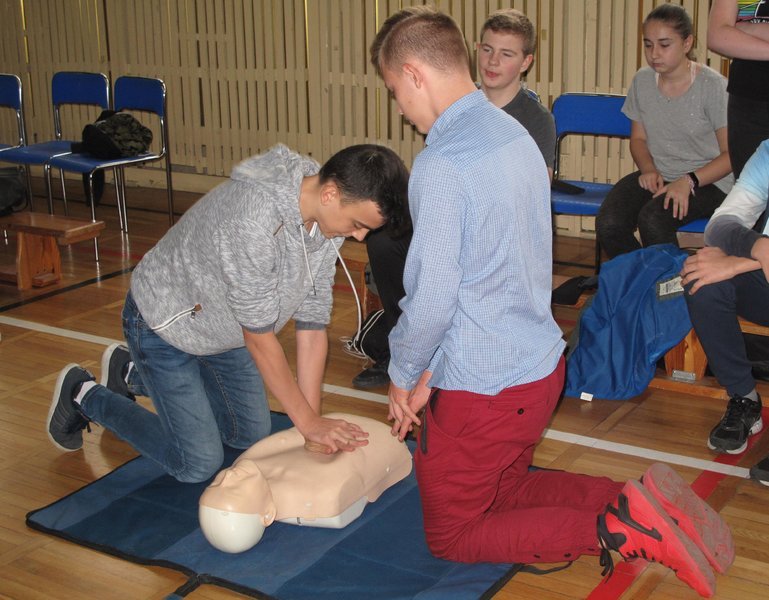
left=721, top=395, right=754, bottom=429
left=597, top=494, right=672, bottom=577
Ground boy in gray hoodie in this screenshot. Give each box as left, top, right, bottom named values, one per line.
left=47, top=143, right=409, bottom=483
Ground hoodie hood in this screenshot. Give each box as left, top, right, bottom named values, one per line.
left=230, top=144, right=324, bottom=248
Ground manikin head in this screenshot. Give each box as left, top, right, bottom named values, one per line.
left=199, top=460, right=277, bottom=553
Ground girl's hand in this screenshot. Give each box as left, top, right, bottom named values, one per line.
left=654, top=177, right=691, bottom=219
left=638, top=171, right=664, bottom=194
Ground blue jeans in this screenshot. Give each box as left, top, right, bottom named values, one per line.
left=685, top=271, right=769, bottom=397
left=81, top=292, right=271, bottom=482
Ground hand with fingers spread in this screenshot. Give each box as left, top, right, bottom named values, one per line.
left=302, top=415, right=370, bottom=454
left=654, top=176, right=692, bottom=220
left=681, top=246, right=761, bottom=294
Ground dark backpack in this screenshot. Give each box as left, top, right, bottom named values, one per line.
left=71, top=110, right=154, bottom=206
left=72, top=110, right=153, bottom=159
left=0, top=167, right=27, bottom=216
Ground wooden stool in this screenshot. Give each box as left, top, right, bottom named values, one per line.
left=0, top=212, right=106, bottom=290
left=650, top=318, right=769, bottom=399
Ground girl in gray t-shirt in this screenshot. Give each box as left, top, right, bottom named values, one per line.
left=596, top=4, right=734, bottom=258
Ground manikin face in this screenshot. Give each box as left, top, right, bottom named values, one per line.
left=643, top=20, right=692, bottom=75
left=315, top=184, right=385, bottom=241
left=477, top=30, right=533, bottom=93
left=381, top=63, right=433, bottom=134
left=203, top=459, right=275, bottom=516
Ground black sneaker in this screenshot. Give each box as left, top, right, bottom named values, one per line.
left=100, top=343, right=135, bottom=400
left=47, top=364, right=94, bottom=452
left=352, top=361, right=390, bottom=389
left=707, top=394, right=763, bottom=454
left=750, top=455, right=769, bottom=486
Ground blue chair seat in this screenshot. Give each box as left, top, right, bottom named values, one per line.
left=551, top=181, right=613, bottom=216
left=0, top=140, right=73, bottom=165
left=677, top=218, right=709, bottom=233
left=48, top=150, right=162, bottom=174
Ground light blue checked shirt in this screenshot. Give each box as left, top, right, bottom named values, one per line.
left=387, top=90, right=565, bottom=395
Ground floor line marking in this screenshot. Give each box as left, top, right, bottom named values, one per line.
left=2, top=316, right=751, bottom=480
left=0, top=316, right=122, bottom=346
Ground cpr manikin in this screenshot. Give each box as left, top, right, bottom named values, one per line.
left=199, top=413, right=412, bottom=552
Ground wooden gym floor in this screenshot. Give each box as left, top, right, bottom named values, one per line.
left=0, top=179, right=768, bottom=600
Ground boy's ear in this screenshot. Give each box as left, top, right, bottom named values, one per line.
left=520, top=53, right=534, bottom=74
left=402, top=62, right=424, bottom=88
left=319, top=181, right=340, bottom=206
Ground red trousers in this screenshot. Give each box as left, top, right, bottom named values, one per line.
left=415, top=357, right=624, bottom=564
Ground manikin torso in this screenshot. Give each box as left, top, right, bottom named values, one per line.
left=199, top=413, right=412, bottom=552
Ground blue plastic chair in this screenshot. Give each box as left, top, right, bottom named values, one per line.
left=0, top=73, right=26, bottom=152
left=46, top=76, right=174, bottom=233
left=550, top=93, right=631, bottom=272
left=0, top=71, right=110, bottom=213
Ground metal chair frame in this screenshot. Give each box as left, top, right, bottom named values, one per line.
left=0, top=71, right=110, bottom=214
left=0, top=73, right=26, bottom=151
left=46, top=76, right=174, bottom=233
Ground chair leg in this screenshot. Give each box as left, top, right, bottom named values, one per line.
left=23, top=166, right=34, bottom=212
left=86, top=175, right=100, bottom=262
left=116, top=168, right=129, bottom=233
left=44, top=164, right=54, bottom=215
left=113, top=168, right=126, bottom=232
left=59, top=169, right=68, bottom=216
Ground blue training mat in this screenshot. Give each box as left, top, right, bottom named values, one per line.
left=26, top=413, right=521, bottom=600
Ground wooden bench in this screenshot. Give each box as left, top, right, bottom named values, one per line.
left=0, top=212, right=105, bottom=290
left=650, top=318, right=769, bottom=399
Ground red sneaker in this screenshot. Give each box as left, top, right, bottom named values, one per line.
left=598, top=480, right=715, bottom=598
left=642, top=463, right=734, bottom=574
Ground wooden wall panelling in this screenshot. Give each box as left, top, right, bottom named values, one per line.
left=0, top=0, right=721, bottom=206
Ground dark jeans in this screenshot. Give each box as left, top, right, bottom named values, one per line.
left=685, top=270, right=769, bottom=397
left=365, top=228, right=411, bottom=334
left=81, top=292, right=271, bottom=483
left=728, top=93, right=769, bottom=179
left=596, top=171, right=726, bottom=259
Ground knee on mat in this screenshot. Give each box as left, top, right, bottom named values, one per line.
left=169, top=449, right=225, bottom=484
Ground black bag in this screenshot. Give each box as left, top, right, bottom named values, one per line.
left=0, top=167, right=27, bottom=216
left=343, top=309, right=390, bottom=364
left=71, top=110, right=153, bottom=206
left=72, top=110, right=153, bottom=159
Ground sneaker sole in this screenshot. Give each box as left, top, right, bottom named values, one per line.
left=622, top=480, right=715, bottom=598
left=643, top=463, right=734, bottom=574
left=47, top=363, right=84, bottom=452
left=707, top=418, right=764, bottom=454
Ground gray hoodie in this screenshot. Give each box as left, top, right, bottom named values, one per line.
left=130, top=145, right=342, bottom=355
